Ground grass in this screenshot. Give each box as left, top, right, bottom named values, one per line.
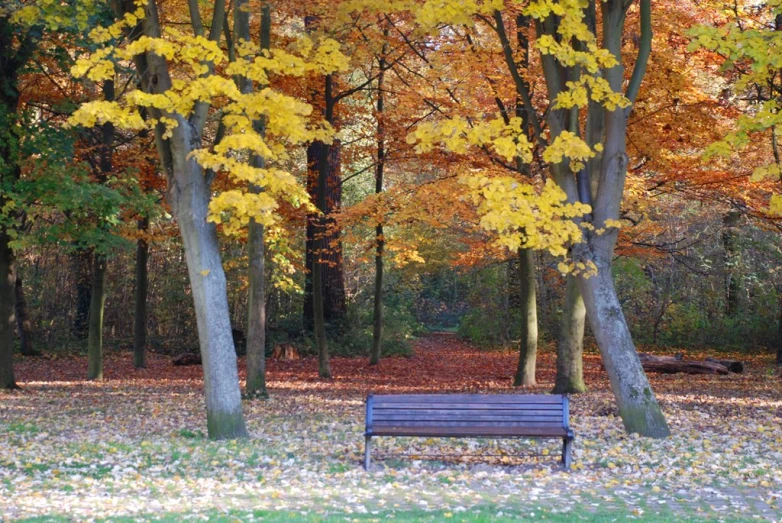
left=15, top=505, right=757, bottom=522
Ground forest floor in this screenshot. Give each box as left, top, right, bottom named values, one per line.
left=1, top=333, right=781, bottom=522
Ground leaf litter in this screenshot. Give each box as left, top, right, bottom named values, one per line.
left=0, top=333, right=780, bottom=521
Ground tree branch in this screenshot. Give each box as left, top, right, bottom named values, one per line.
left=624, top=0, right=651, bottom=107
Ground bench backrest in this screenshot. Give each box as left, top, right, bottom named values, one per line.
left=366, top=394, right=569, bottom=434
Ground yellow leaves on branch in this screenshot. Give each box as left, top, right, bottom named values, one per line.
left=407, top=115, right=533, bottom=163
left=555, top=76, right=630, bottom=112
left=542, top=131, right=601, bottom=172
left=7, top=0, right=99, bottom=31
left=70, top=19, right=350, bottom=235
left=463, top=176, right=590, bottom=257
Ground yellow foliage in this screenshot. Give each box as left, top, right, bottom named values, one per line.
left=463, top=176, right=590, bottom=257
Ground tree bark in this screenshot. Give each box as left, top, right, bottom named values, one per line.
left=553, top=276, right=587, bottom=394
left=14, top=272, right=38, bottom=356
left=0, top=20, right=32, bottom=389
left=370, top=37, right=388, bottom=366
left=0, top=233, right=18, bottom=389
left=576, top=244, right=669, bottom=437
left=722, top=210, right=741, bottom=317
left=778, top=291, right=782, bottom=365
left=123, top=0, right=247, bottom=439
left=513, top=248, right=538, bottom=386
left=241, top=0, right=270, bottom=398
left=86, top=79, right=115, bottom=381
left=133, top=217, right=149, bottom=369
left=72, top=248, right=93, bottom=339
left=87, top=254, right=107, bottom=380
left=304, top=142, right=346, bottom=327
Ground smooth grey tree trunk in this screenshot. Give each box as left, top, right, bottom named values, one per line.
left=576, top=249, right=668, bottom=436
left=87, top=254, right=107, bottom=380
left=553, top=276, right=587, bottom=393
left=133, top=218, right=148, bottom=369
left=121, top=0, right=247, bottom=439
left=15, top=272, right=38, bottom=356
left=513, top=248, right=538, bottom=386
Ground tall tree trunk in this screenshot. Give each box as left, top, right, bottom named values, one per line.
left=14, top=271, right=38, bottom=356
left=0, top=22, right=30, bottom=389
left=72, top=248, right=92, bottom=339
left=722, top=210, right=741, bottom=317
left=241, top=0, right=270, bottom=398
left=123, top=0, right=247, bottom=439
left=87, top=79, right=115, bottom=381
left=370, top=36, right=388, bottom=366
left=304, top=142, right=346, bottom=327
left=0, top=234, right=18, bottom=389
left=553, top=276, right=587, bottom=393
left=87, top=254, right=107, bottom=380
left=133, top=217, right=149, bottom=369
left=513, top=248, right=538, bottom=386
left=777, top=291, right=782, bottom=365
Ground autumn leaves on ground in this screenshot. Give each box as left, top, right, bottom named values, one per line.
left=1, top=334, right=779, bottom=522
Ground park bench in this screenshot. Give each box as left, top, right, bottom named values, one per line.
left=364, top=393, right=574, bottom=470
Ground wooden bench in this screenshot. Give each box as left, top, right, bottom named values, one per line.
left=364, top=393, right=574, bottom=470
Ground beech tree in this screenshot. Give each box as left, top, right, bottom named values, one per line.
left=395, top=0, right=670, bottom=436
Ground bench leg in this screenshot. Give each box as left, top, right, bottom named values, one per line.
left=364, top=435, right=372, bottom=471
left=562, top=438, right=573, bottom=470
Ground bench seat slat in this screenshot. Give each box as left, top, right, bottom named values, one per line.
left=373, top=414, right=564, bottom=422
left=372, top=394, right=562, bottom=404
left=374, top=404, right=563, bottom=411
left=373, top=408, right=562, bottom=419
left=370, top=426, right=569, bottom=437
left=374, top=420, right=562, bottom=427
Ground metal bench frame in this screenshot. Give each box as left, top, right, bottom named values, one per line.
left=364, top=393, right=574, bottom=470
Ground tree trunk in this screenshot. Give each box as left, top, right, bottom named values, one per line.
left=176, top=165, right=248, bottom=436
left=0, top=233, right=18, bottom=389
left=778, top=291, right=782, bottom=365
left=87, top=254, right=107, bottom=380
left=0, top=25, right=28, bottom=389
left=246, top=217, right=267, bottom=396
left=553, top=275, right=587, bottom=394
left=240, top=0, right=270, bottom=398
left=534, top=0, right=668, bottom=438
left=304, top=141, right=346, bottom=327
left=513, top=248, right=538, bottom=386
left=370, top=40, right=387, bottom=366
left=722, top=210, right=741, bottom=317
left=133, top=218, right=149, bottom=369
left=14, top=271, right=38, bottom=356
left=125, top=0, right=247, bottom=439
left=72, top=248, right=93, bottom=339
left=576, top=249, right=669, bottom=437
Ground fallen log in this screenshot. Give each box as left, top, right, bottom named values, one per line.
left=638, top=353, right=729, bottom=375
left=705, top=357, right=743, bottom=374
left=173, top=352, right=202, bottom=366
